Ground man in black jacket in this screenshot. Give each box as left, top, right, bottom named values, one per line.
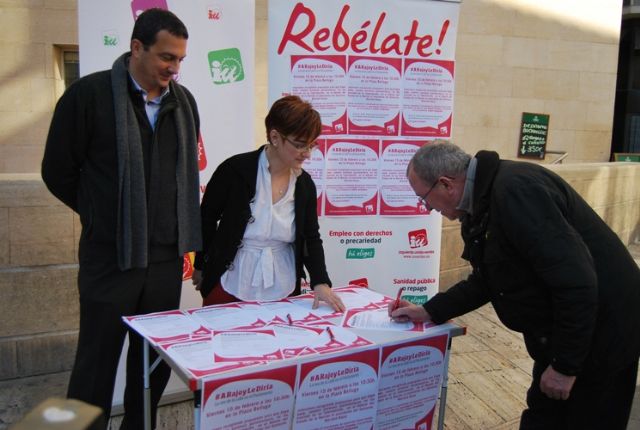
left=41, top=9, right=201, bottom=429
left=391, top=141, right=640, bottom=429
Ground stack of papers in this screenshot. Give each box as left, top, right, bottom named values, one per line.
left=123, top=286, right=433, bottom=380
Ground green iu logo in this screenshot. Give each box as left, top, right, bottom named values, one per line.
left=208, top=48, right=244, bottom=85
left=102, top=32, right=118, bottom=47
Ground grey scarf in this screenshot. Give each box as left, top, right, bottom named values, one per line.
left=111, top=52, right=202, bottom=270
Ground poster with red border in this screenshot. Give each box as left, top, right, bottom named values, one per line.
left=201, top=364, right=297, bottom=430
left=302, top=140, right=326, bottom=216
left=380, top=140, right=430, bottom=215
left=270, top=324, right=327, bottom=358
left=291, top=55, right=348, bottom=135
left=256, top=299, right=326, bottom=325
left=376, top=334, right=449, bottom=430
left=347, top=56, right=402, bottom=136
left=159, top=338, right=263, bottom=385
left=401, top=59, right=455, bottom=137
left=286, top=286, right=385, bottom=319
left=303, top=324, right=375, bottom=355
left=187, top=303, right=269, bottom=331
left=212, top=329, right=284, bottom=362
left=268, top=0, right=460, bottom=305
left=123, top=310, right=210, bottom=345
left=341, top=308, right=426, bottom=332
left=324, top=139, right=379, bottom=216
left=293, top=348, right=380, bottom=429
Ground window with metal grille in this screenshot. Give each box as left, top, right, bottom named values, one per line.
left=62, top=50, right=79, bottom=88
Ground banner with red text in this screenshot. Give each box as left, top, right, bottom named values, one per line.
left=201, top=365, right=297, bottom=429
left=198, top=332, right=450, bottom=430
left=377, top=334, right=449, bottom=430
left=78, top=0, right=255, bottom=406
left=268, top=0, right=460, bottom=300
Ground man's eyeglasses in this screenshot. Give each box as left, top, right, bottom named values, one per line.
left=279, top=132, right=318, bottom=153
left=417, top=179, right=440, bottom=209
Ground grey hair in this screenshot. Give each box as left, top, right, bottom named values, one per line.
left=409, top=140, right=471, bottom=184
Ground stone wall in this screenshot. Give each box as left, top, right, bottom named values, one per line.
left=0, top=174, right=79, bottom=383
left=0, top=2, right=77, bottom=173
left=451, top=0, right=622, bottom=162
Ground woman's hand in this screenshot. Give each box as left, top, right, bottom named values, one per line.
left=312, top=284, right=346, bottom=312
left=192, top=269, right=203, bottom=291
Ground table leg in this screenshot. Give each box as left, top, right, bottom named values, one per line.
left=193, top=389, right=201, bottom=430
left=437, top=337, right=453, bottom=430
left=143, top=338, right=151, bottom=430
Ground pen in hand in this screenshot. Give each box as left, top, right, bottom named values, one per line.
left=392, top=287, right=404, bottom=312
left=390, top=287, right=404, bottom=321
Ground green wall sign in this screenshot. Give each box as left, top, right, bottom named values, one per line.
left=613, top=153, right=640, bottom=162
left=518, top=112, right=550, bottom=159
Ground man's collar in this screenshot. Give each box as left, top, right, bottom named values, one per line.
left=128, top=73, right=170, bottom=103
left=456, top=157, right=477, bottom=216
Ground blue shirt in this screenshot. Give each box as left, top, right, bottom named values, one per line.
left=129, top=74, right=170, bottom=130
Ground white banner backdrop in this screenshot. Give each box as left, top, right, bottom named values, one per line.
left=79, top=0, right=255, bottom=184
left=268, top=0, right=460, bottom=301
left=78, top=0, right=255, bottom=407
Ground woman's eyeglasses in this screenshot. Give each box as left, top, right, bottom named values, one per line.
left=279, top=132, right=318, bottom=152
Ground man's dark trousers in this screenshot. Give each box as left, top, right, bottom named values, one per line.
left=68, top=249, right=183, bottom=430
left=520, top=360, right=639, bottom=429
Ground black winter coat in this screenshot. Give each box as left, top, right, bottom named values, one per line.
left=194, top=146, right=331, bottom=299
left=424, top=151, right=640, bottom=376
left=42, top=68, right=200, bottom=262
